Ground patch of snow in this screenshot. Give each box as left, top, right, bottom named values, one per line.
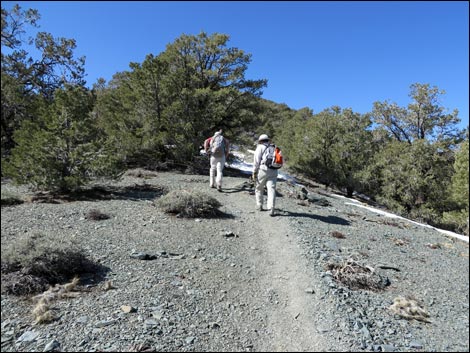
left=344, top=202, right=468, bottom=243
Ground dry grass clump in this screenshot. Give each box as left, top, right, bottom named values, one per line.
left=1, top=233, right=100, bottom=295
left=391, top=237, right=409, bottom=246
left=326, top=258, right=390, bottom=291
left=85, top=209, right=111, bottom=221
left=425, top=242, right=453, bottom=250
left=31, top=276, right=80, bottom=324
left=155, top=189, right=222, bottom=218
left=389, top=295, right=431, bottom=323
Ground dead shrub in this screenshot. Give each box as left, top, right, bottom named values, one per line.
left=1, top=272, right=49, bottom=295
left=326, top=258, right=390, bottom=291
left=85, top=209, right=111, bottom=221
left=155, top=189, right=222, bottom=218
left=1, top=233, right=102, bottom=295
left=330, top=231, right=345, bottom=239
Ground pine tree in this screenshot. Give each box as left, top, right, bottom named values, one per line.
left=443, top=139, right=469, bottom=234
left=3, top=85, right=122, bottom=192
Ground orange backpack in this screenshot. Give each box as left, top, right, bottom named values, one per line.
left=263, top=144, right=283, bottom=169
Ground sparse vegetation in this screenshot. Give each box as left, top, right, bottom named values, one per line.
left=126, top=169, right=159, bottom=179
left=155, top=189, right=222, bottom=218
left=1, top=233, right=101, bottom=295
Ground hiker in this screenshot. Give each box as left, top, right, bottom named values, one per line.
left=252, top=134, right=279, bottom=216
left=206, top=129, right=230, bottom=191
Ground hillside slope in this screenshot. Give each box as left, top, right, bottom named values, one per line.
left=1, top=170, right=468, bottom=352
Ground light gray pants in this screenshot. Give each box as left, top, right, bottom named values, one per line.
left=255, top=167, right=278, bottom=210
left=210, top=154, right=226, bottom=188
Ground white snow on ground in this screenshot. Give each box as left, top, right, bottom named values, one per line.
left=330, top=193, right=469, bottom=243
left=227, top=150, right=297, bottom=183
left=225, top=149, right=469, bottom=243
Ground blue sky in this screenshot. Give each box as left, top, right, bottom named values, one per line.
left=4, top=1, right=469, bottom=130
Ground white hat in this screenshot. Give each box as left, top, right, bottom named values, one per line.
left=258, top=134, right=269, bottom=141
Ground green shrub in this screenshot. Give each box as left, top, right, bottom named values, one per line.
left=442, top=210, right=469, bottom=236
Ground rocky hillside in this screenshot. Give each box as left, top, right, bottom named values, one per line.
left=1, top=169, right=469, bottom=352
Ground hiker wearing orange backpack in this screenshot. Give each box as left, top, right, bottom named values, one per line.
left=252, top=134, right=283, bottom=216
left=205, top=129, right=230, bottom=192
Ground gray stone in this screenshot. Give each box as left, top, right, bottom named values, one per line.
left=17, top=330, right=39, bottom=343
left=43, top=339, right=60, bottom=352
left=381, top=344, right=396, bottom=352
left=77, top=316, right=89, bottom=324
left=95, top=319, right=116, bottom=328
left=144, top=319, right=158, bottom=329
left=409, top=341, right=423, bottom=349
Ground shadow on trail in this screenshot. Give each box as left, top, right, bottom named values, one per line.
left=221, top=183, right=285, bottom=198
left=214, top=210, right=237, bottom=219
left=30, top=184, right=167, bottom=204
left=276, top=210, right=351, bottom=225
left=220, top=185, right=252, bottom=194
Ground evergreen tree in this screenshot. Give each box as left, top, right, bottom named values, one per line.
left=3, top=85, right=122, bottom=192
left=443, top=138, right=469, bottom=234
left=277, top=107, right=314, bottom=172
left=372, top=83, right=464, bottom=144
left=281, top=106, right=373, bottom=196
left=332, top=109, right=374, bottom=197
left=94, top=32, right=267, bottom=167
left=362, top=138, right=454, bottom=224
left=368, top=83, right=463, bottom=225
left=1, top=4, right=85, bottom=156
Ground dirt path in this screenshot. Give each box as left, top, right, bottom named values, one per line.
left=220, top=177, right=328, bottom=352
left=3, top=171, right=467, bottom=352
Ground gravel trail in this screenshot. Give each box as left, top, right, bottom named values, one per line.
left=1, top=170, right=468, bottom=352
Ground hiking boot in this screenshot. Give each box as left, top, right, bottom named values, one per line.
left=217, top=186, right=222, bottom=192
left=256, top=205, right=263, bottom=211
left=269, top=208, right=275, bottom=217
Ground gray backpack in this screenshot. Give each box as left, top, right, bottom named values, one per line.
left=210, top=135, right=225, bottom=156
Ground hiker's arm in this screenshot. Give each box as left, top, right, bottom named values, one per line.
left=253, top=145, right=262, bottom=173
left=252, top=145, right=262, bottom=180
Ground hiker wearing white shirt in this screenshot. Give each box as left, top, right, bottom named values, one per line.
left=207, top=129, right=230, bottom=191
left=252, top=134, right=278, bottom=216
